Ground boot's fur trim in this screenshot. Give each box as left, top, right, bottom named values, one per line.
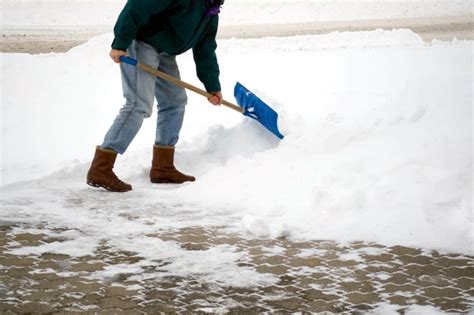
left=154, top=145, right=175, bottom=149
left=97, top=146, right=117, bottom=154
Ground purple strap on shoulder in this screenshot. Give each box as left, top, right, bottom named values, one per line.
left=205, top=5, right=221, bottom=16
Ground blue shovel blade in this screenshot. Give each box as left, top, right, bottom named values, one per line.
left=234, top=82, right=284, bottom=139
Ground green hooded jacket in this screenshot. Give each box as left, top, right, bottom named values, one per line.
left=112, top=0, right=221, bottom=92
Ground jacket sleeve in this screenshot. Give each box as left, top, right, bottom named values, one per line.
left=111, top=0, right=173, bottom=51
left=192, top=17, right=221, bottom=93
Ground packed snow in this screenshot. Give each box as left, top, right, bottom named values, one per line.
left=1, top=29, right=472, bottom=257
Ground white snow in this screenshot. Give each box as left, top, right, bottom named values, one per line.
left=1, top=3, right=473, bottom=294
left=1, top=30, right=472, bottom=258
left=371, top=272, right=392, bottom=281
left=1, top=0, right=471, bottom=29
left=372, top=304, right=453, bottom=314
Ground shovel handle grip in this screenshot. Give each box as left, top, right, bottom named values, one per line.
left=120, top=56, right=137, bottom=66
left=119, top=56, right=244, bottom=113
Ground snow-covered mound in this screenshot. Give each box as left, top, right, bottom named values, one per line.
left=1, top=30, right=472, bottom=254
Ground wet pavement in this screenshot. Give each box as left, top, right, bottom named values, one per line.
left=1, top=223, right=473, bottom=314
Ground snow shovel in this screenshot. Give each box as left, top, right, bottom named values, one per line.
left=120, top=56, right=284, bottom=139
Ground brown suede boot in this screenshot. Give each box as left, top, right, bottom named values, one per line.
left=150, top=145, right=195, bottom=184
left=86, top=146, right=132, bottom=192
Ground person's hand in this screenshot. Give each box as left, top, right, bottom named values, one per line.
left=110, top=49, right=128, bottom=63
left=207, top=91, right=222, bottom=106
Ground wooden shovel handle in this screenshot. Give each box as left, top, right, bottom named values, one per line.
left=137, top=62, right=244, bottom=113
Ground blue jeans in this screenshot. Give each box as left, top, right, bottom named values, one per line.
left=101, top=40, right=187, bottom=154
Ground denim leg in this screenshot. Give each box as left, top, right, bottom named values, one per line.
left=101, top=41, right=160, bottom=154
left=154, top=53, right=188, bottom=147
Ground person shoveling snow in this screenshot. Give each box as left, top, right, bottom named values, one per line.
left=87, top=0, right=225, bottom=192
left=87, top=0, right=284, bottom=192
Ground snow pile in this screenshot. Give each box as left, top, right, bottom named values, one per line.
left=1, top=30, right=472, bottom=254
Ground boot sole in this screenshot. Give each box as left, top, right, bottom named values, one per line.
left=87, top=180, right=132, bottom=192
left=150, top=179, right=195, bottom=184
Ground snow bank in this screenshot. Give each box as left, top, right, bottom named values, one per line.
left=178, top=32, right=473, bottom=253
left=1, top=30, right=472, bottom=254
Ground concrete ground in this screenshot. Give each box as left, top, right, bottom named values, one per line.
left=0, top=15, right=472, bottom=54
left=1, top=223, right=473, bottom=313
